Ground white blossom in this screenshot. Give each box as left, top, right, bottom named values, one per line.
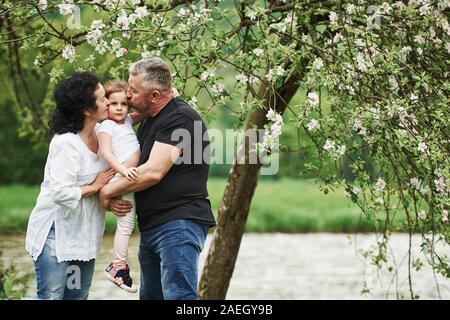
left=265, top=69, right=274, bottom=82
left=116, top=11, right=131, bottom=30
left=410, top=177, right=421, bottom=189
left=415, top=35, right=425, bottom=44
left=429, top=27, right=436, bottom=38
left=275, top=66, right=285, bottom=76
left=245, top=9, right=257, bottom=21
left=410, top=93, right=419, bottom=102
left=253, top=48, right=264, bottom=57
left=110, top=39, right=121, bottom=48
left=420, top=186, right=431, bottom=195
left=336, top=145, right=347, bottom=156
left=312, top=58, right=324, bottom=70
left=419, top=2, right=431, bottom=15
left=58, top=1, right=76, bottom=16
left=346, top=4, right=355, bottom=15
left=434, top=177, right=448, bottom=195
left=91, top=20, right=105, bottom=30
left=307, top=92, right=320, bottom=107
left=134, top=6, right=149, bottom=19
left=329, top=12, right=338, bottom=26
left=177, top=8, right=187, bottom=17
left=236, top=73, right=249, bottom=84
left=115, top=47, right=127, bottom=58
left=394, top=1, right=405, bottom=11
left=86, top=29, right=102, bottom=46
left=418, top=210, right=427, bottom=221
left=189, top=96, right=198, bottom=109
left=266, top=66, right=286, bottom=81
left=211, top=82, right=224, bottom=96
left=95, top=40, right=108, bottom=55
left=333, top=33, right=342, bottom=43
left=200, top=68, right=215, bottom=81
left=417, top=142, right=428, bottom=153
left=352, top=187, right=361, bottom=195
left=38, top=0, right=48, bottom=10
left=259, top=109, right=284, bottom=153
left=306, top=119, right=320, bottom=132
left=355, top=39, right=365, bottom=47
left=323, top=139, right=336, bottom=151
left=442, top=210, right=449, bottom=224
left=61, top=44, right=76, bottom=62
left=380, top=2, right=392, bottom=13
left=389, top=76, right=399, bottom=91
left=355, top=53, right=372, bottom=72
left=375, top=178, right=386, bottom=192
left=266, top=109, right=283, bottom=124
left=401, top=46, right=412, bottom=54
left=190, top=96, right=198, bottom=104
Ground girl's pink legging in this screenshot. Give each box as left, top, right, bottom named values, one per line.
left=112, top=191, right=135, bottom=270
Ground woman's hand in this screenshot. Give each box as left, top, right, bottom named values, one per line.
left=122, top=167, right=139, bottom=181
left=92, top=168, right=115, bottom=192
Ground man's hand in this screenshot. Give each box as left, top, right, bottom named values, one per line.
left=108, top=198, right=133, bottom=216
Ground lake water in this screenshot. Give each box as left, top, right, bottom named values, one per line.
left=1, top=232, right=449, bottom=300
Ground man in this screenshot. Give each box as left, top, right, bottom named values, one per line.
left=100, top=57, right=216, bottom=300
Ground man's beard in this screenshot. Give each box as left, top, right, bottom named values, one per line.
left=128, top=99, right=145, bottom=113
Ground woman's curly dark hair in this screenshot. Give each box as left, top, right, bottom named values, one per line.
left=49, top=72, right=101, bottom=135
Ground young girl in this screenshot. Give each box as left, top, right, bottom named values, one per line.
left=98, top=80, right=144, bottom=293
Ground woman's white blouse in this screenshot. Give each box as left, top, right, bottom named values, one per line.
left=25, top=126, right=107, bottom=262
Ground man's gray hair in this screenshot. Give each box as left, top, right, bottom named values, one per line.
left=129, top=57, right=172, bottom=91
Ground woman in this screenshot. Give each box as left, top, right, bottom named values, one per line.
left=25, top=72, right=115, bottom=300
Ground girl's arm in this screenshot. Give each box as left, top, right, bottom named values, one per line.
left=98, top=132, right=138, bottom=180
left=98, top=132, right=128, bottom=176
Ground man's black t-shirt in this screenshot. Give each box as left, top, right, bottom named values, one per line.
left=135, top=97, right=216, bottom=232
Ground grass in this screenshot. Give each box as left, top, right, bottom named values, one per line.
left=0, top=178, right=391, bottom=234
left=208, top=178, right=378, bottom=233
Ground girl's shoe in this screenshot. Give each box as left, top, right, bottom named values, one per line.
left=105, top=263, right=138, bottom=293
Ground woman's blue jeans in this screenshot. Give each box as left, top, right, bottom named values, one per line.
left=138, top=219, right=208, bottom=300
left=33, top=225, right=95, bottom=300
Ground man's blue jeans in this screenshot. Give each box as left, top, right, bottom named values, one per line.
left=138, top=219, right=208, bottom=300
left=33, top=225, right=95, bottom=300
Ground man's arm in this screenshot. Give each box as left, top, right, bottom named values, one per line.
left=99, top=141, right=181, bottom=209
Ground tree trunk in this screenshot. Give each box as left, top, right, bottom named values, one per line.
left=199, top=70, right=304, bottom=299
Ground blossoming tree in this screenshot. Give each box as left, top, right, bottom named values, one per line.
left=1, top=0, right=449, bottom=299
